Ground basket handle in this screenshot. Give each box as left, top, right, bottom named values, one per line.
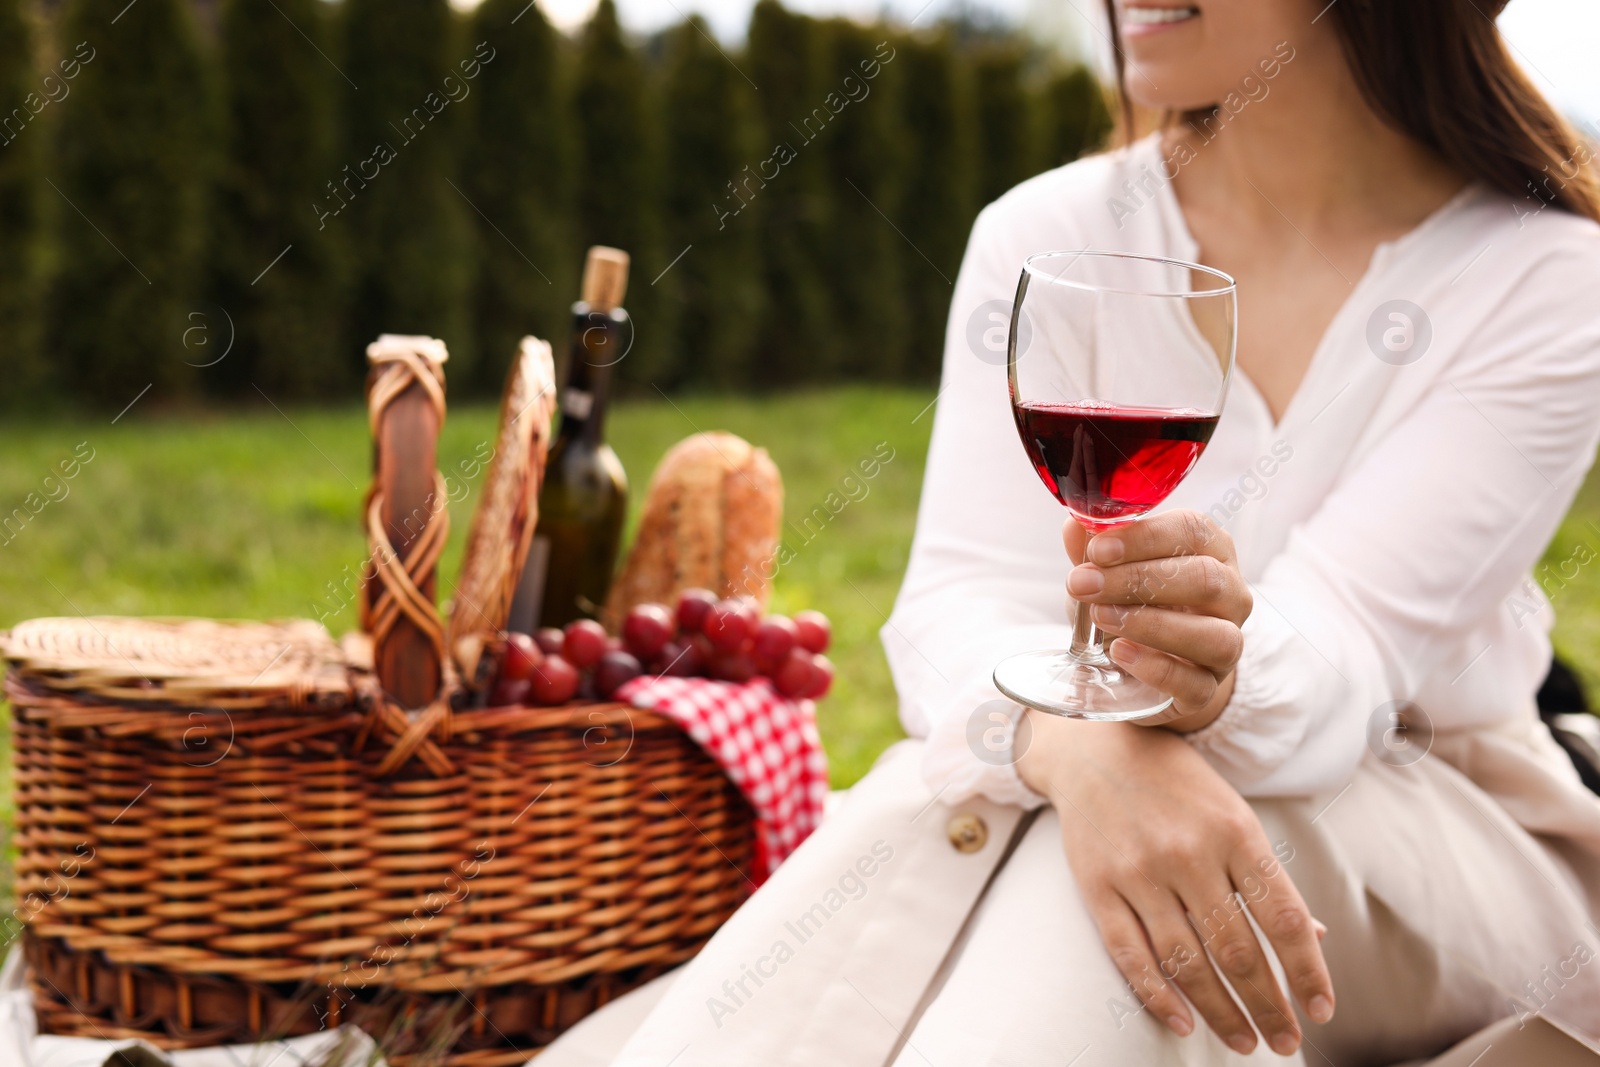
left=360, top=335, right=456, bottom=777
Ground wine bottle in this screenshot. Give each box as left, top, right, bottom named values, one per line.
left=508, top=247, right=631, bottom=632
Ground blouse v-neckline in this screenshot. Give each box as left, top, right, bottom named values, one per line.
left=1145, top=137, right=1485, bottom=435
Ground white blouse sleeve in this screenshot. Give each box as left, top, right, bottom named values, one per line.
left=1189, top=240, right=1600, bottom=795
left=883, top=202, right=1075, bottom=809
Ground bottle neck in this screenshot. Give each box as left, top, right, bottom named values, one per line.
left=558, top=301, right=626, bottom=446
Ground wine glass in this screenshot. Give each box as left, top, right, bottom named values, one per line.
left=993, top=250, right=1237, bottom=720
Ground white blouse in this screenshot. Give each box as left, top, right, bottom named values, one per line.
left=884, top=134, right=1600, bottom=807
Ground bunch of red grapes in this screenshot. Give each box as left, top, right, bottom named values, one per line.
left=489, top=589, right=834, bottom=707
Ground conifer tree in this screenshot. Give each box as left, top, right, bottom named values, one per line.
left=1038, top=65, right=1112, bottom=169
left=660, top=16, right=762, bottom=391
left=898, top=29, right=975, bottom=382
left=744, top=0, right=832, bottom=388
left=573, top=0, right=663, bottom=389
left=212, top=0, right=347, bottom=398
left=574, top=0, right=645, bottom=254
left=817, top=18, right=909, bottom=382
left=972, top=43, right=1033, bottom=209
left=0, top=0, right=43, bottom=400
left=464, top=0, right=575, bottom=393
left=51, top=0, right=209, bottom=405
left=340, top=0, right=473, bottom=379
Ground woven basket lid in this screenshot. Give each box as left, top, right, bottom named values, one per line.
left=2, top=616, right=352, bottom=710
left=445, top=336, right=558, bottom=683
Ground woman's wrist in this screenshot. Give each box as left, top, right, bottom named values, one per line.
left=1017, top=712, right=1150, bottom=799
left=1015, top=693, right=1234, bottom=804
left=1016, top=710, right=1080, bottom=799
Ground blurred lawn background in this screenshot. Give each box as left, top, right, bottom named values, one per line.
left=7, top=389, right=1600, bottom=911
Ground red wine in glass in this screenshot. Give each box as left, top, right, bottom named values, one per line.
left=993, top=249, right=1236, bottom=721
left=1012, top=401, right=1219, bottom=528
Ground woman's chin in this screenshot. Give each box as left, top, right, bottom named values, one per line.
left=1119, top=59, right=1235, bottom=114
left=1124, top=80, right=1224, bottom=116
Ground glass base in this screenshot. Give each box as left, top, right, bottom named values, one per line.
left=993, top=649, right=1174, bottom=721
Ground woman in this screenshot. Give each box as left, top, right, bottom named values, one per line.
left=543, top=1, right=1600, bottom=1063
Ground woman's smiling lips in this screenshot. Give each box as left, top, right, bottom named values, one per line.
left=1118, top=3, right=1201, bottom=37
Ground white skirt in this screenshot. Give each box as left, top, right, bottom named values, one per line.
left=541, top=707, right=1600, bottom=1067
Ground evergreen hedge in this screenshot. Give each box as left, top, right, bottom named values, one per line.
left=50, top=0, right=210, bottom=405
left=12, top=0, right=1109, bottom=406
left=1040, top=65, right=1114, bottom=170
left=0, top=0, right=45, bottom=401
left=819, top=19, right=910, bottom=383
left=899, top=30, right=975, bottom=383
left=464, top=0, right=576, bottom=391
left=340, top=0, right=474, bottom=383
left=972, top=43, right=1035, bottom=210
left=744, top=0, right=834, bottom=388
left=212, top=0, right=348, bottom=397
left=660, top=16, right=763, bottom=392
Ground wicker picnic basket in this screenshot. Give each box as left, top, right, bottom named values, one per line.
left=4, top=336, right=757, bottom=1064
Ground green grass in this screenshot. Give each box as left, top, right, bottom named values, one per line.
left=1540, top=474, right=1600, bottom=699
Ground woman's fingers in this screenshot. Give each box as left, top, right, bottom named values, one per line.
left=1070, top=553, right=1251, bottom=620
left=1232, top=854, right=1337, bottom=1027
left=1063, top=519, right=1088, bottom=566
left=1087, top=891, right=1197, bottom=1038
left=1181, top=876, right=1305, bottom=1056
left=1106, top=639, right=1224, bottom=709
left=1091, top=604, right=1243, bottom=676
left=1136, top=904, right=1256, bottom=1052
left=1085, top=510, right=1237, bottom=567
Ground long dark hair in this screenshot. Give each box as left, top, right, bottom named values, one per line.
left=1101, top=0, right=1600, bottom=223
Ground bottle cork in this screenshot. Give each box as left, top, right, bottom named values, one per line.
left=581, top=246, right=630, bottom=312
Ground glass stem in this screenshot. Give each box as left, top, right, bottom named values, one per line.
left=1070, top=595, right=1106, bottom=661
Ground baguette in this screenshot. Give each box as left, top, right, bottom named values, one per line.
left=447, top=336, right=558, bottom=682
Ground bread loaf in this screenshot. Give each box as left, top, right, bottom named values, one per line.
left=604, top=432, right=783, bottom=627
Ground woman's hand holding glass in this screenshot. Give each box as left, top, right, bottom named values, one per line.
left=1063, top=510, right=1252, bottom=731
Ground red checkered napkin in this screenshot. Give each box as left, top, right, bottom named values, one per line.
left=614, top=674, right=829, bottom=883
